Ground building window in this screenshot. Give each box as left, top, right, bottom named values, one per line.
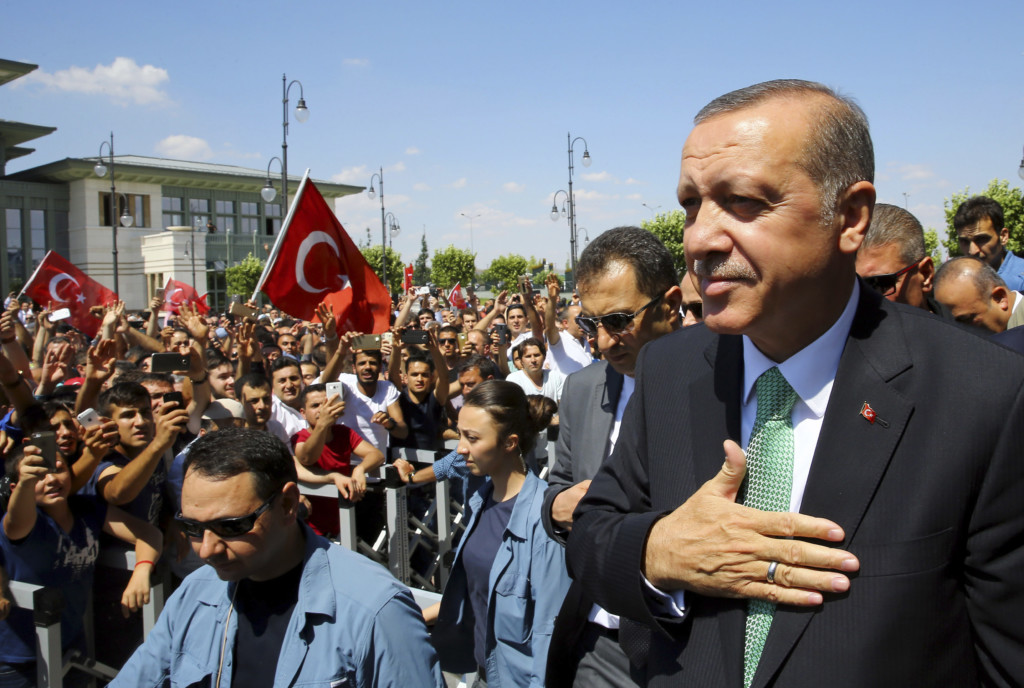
left=100, top=193, right=149, bottom=228
left=29, top=209, right=45, bottom=270
left=265, top=202, right=281, bottom=236
left=189, top=198, right=210, bottom=230
left=240, top=201, right=260, bottom=235
left=215, top=199, right=235, bottom=233
left=162, top=197, right=184, bottom=227
left=5, top=209, right=24, bottom=287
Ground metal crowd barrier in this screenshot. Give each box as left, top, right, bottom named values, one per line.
left=297, top=438, right=557, bottom=595
left=8, top=580, right=63, bottom=688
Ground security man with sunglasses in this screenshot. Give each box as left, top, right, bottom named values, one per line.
left=855, top=203, right=953, bottom=319
left=113, top=427, right=443, bottom=688
left=543, top=225, right=682, bottom=687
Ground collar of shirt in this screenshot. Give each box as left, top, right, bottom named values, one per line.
left=741, top=281, right=860, bottom=417
left=739, top=281, right=860, bottom=513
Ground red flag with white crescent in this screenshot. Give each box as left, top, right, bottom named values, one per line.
left=403, top=263, right=414, bottom=292
left=255, top=172, right=391, bottom=334
left=449, top=282, right=468, bottom=309
left=160, top=277, right=209, bottom=315
left=21, top=251, right=118, bottom=338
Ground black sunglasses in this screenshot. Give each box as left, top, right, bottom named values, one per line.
left=863, top=262, right=918, bottom=297
left=575, top=293, right=664, bottom=336
left=438, top=338, right=458, bottom=345
left=683, top=302, right=703, bottom=320
left=175, top=491, right=278, bottom=539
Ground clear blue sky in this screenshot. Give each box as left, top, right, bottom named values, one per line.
left=5, top=1, right=1023, bottom=269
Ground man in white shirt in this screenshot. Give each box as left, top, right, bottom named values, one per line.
left=336, top=348, right=408, bottom=453
left=505, top=337, right=565, bottom=405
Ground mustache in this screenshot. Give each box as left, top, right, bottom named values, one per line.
left=692, top=257, right=757, bottom=281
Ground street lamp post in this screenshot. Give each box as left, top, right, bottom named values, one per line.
left=280, top=74, right=309, bottom=211
left=93, top=132, right=127, bottom=295
left=642, top=202, right=661, bottom=216
left=368, top=169, right=389, bottom=293
left=460, top=212, right=481, bottom=255
left=1018, top=145, right=1024, bottom=181
left=566, top=133, right=591, bottom=278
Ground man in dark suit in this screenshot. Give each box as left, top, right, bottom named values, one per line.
left=568, top=79, right=1024, bottom=687
left=541, top=226, right=682, bottom=686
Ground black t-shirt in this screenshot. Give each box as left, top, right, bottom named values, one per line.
left=393, top=391, right=444, bottom=450
left=462, top=492, right=517, bottom=669
left=231, top=558, right=304, bottom=688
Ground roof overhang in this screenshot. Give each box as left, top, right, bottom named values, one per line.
left=7, top=157, right=362, bottom=198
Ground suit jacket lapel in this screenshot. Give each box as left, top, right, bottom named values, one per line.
left=753, top=288, right=914, bottom=688
left=690, top=334, right=747, bottom=687
left=597, top=364, right=623, bottom=457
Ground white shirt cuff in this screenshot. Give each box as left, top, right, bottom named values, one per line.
left=641, top=574, right=687, bottom=617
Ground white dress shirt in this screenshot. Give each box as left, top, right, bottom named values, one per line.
left=647, top=283, right=860, bottom=615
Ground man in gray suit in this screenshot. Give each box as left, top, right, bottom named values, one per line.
left=542, top=226, right=682, bottom=686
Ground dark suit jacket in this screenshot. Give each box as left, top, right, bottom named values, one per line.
left=542, top=360, right=625, bottom=545
left=568, top=284, right=1024, bottom=687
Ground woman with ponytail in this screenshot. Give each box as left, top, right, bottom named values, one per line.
left=432, top=380, right=570, bottom=687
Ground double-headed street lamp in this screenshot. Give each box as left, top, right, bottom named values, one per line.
left=368, top=168, right=389, bottom=293
left=279, top=74, right=309, bottom=210
left=549, top=133, right=591, bottom=278
left=93, top=132, right=134, bottom=295
left=460, top=212, right=481, bottom=254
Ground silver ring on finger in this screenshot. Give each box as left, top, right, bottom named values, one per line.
left=766, top=561, right=779, bottom=584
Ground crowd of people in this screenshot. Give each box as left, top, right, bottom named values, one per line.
left=2, top=76, right=1024, bottom=688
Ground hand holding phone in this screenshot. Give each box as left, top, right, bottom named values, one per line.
left=29, top=431, right=57, bottom=473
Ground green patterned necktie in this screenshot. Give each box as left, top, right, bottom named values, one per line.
left=743, top=366, right=798, bottom=688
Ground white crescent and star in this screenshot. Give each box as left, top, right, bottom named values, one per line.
left=166, top=288, right=184, bottom=303
left=295, top=231, right=350, bottom=294
left=48, top=273, right=84, bottom=304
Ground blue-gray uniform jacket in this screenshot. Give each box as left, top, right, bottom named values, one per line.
left=112, top=523, right=443, bottom=688
left=433, top=471, right=571, bottom=687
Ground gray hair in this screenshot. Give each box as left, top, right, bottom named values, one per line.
left=695, top=79, right=874, bottom=224
left=862, top=203, right=926, bottom=265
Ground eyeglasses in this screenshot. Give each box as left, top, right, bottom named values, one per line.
left=575, top=293, right=664, bottom=336
left=683, top=302, right=703, bottom=320
left=175, top=492, right=278, bottom=539
left=438, top=338, right=457, bottom=345
left=863, top=262, right=919, bottom=297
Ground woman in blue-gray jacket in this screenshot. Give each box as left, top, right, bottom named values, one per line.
left=432, top=380, right=570, bottom=687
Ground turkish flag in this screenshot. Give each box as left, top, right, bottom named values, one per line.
left=449, top=282, right=468, bottom=309
left=22, top=251, right=118, bottom=338
left=161, top=278, right=209, bottom=315
left=256, top=172, right=391, bottom=334
left=403, top=264, right=414, bottom=292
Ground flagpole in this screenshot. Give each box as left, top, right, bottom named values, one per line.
left=251, top=169, right=311, bottom=301
left=18, top=250, right=53, bottom=300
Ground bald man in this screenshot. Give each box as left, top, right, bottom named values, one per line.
left=933, top=256, right=1024, bottom=333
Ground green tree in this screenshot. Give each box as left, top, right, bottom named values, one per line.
left=481, top=253, right=529, bottom=289
left=413, top=233, right=431, bottom=285
left=942, top=179, right=1024, bottom=257
left=226, top=253, right=265, bottom=301
left=360, top=245, right=404, bottom=291
left=641, top=210, right=686, bottom=273
left=923, top=229, right=942, bottom=264
left=431, top=245, right=476, bottom=289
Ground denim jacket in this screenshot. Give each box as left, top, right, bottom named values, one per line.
left=433, top=472, right=571, bottom=687
left=112, top=524, right=443, bottom=687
